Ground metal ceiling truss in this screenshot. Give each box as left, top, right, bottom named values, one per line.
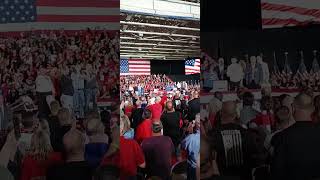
left=120, top=9, right=200, bottom=60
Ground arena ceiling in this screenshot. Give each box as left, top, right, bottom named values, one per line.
left=120, top=0, right=200, bottom=60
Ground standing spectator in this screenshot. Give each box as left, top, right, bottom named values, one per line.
left=21, top=123, right=63, bottom=180
left=270, top=93, right=320, bottom=180
left=161, top=101, right=182, bottom=160
left=188, top=91, right=200, bottom=122
left=35, top=67, right=54, bottom=118
left=85, top=117, right=109, bottom=169
left=131, top=100, right=144, bottom=130
left=141, top=121, right=174, bottom=180
left=250, top=96, right=274, bottom=134
left=47, top=101, right=61, bottom=148
left=181, top=113, right=200, bottom=180
left=240, top=92, right=259, bottom=127
left=119, top=115, right=146, bottom=179
left=84, top=65, right=98, bottom=112
left=135, top=109, right=152, bottom=144
left=71, top=66, right=85, bottom=119
left=60, top=67, right=74, bottom=114
left=147, top=97, right=163, bottom=122
left=209, top=101, right=256, bottom=179
left=46, top=129, right=92, bottom=180
left=51, top=108, right=72, bottom=152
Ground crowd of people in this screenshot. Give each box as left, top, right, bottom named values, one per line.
left=270, top=71, right=320, bottom=90
left=0, top=29, right=120, bottom=180
left=202, top=52, right=320, bottom=91
left=120, top=74, right=200, bottom=180
left=200, top=87, right=320, bottom=180
left=0, top=28, right=119, bottom=126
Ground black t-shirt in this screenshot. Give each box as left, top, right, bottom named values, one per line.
left=47, top=161, right=92, bottom=180
left=51, top=125, right=71, bottom=152
left=141, top=136, right=174, bottom=179
left=270, top=121, right=320, bottom=180
left=188, top=98, right=200, bottom=121
left=209, top=123, right=256, bottom=180
left=201, top=175, right=240, bottom=180
left=131, top=108, right=144, bottom=130
left=160, top=111, right=181, bottom=146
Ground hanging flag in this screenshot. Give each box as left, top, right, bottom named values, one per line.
left=297, top=51, right=307, bottom=74
left=283, top=52, right=292, bottom=74
left=185, top=58, right=200, bottom=75
left=261, top=0, right=320, bottom=28
left=272, top=51, right=280, bottom=73
left=0, top=0, right=119, bottom=33
left=311, top=50, right=320, bottom=73
left=120, top=59, right=151, bottom=76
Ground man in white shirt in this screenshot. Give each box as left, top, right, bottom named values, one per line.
left=71, top=66, right=85, bottom=118
left=227, top=58, right=244, bottom=91
left=35, top=67, right=54, bottom=118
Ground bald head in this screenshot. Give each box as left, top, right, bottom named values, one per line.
left=294, top=93, right=314, bottom=111
left=222, top=101, right=237, bottom=115
left=63, top=129, right=86, bottom=156
left=221, top=101, right=237, bottom=123
left=293, top=93, right=314, bottom=121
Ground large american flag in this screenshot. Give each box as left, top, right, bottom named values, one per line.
left=261, top=0, right=320, bottom=28
left=185, top=58, right=200, bottom=75
left=120, top=59, right=151, bottom=76
left=0, top=0, right=119, bottom=32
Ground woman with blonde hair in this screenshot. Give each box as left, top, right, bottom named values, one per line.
left=207, top=97, right=222, bottom=128
left=21, top=120, right=63, bottom=180
left=121, top=114, right=134, bottom=139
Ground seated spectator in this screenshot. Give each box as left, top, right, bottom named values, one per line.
left=85, top=117, right=109, bottom=169
left=21, top=121, right=63, bottom=180
left=181, top=114, right=200, bottom=180
left=141, top=121, right=174, bottom=180
left=119, top=115, right=146, bottom=179
left=135, top=109, right=152, bottom=144
left=46, top=129, right=92, bottom=180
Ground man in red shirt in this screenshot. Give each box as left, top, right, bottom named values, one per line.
left=120, top=115, right=146, bottom=179
left=147, top=96, right=163, bottom=122
left=135, top=109, right=153, bottom=144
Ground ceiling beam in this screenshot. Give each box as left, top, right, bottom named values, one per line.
left=120, top=30, right=199, bottom=39
left=120, top=21, right=199, bottom=31
left=120, top=42, right=199, bottom=48
left=120, top=46, right=200, bottom=51
left=120, top=36, right=199, bottom=44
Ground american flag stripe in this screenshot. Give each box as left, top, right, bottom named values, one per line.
left=261, top=0, right=320, bottom=28
left=185, top=58, right=200, bottom=75
left=120, top=59, right=151, bottom=76
left=36, top=0, right=119, bottom=8
left=0, top=0, right=119, bottom=32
